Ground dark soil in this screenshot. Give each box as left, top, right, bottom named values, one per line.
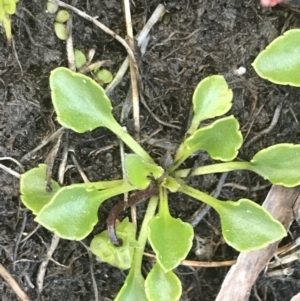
left=1, top=1, right=300, bottom=300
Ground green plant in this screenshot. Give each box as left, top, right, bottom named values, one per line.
left=20, top=29, right=300, bottom=300
left=0, top=0, right=18, bottom=43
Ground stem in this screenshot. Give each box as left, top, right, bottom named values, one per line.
left=158, top=186, right=170, bottom=218
left=175, top=161, right=252, bottom=178
left=75, top=179, right=125, bottom=190
left=180, top=184, right=222, bottom=211
left=131, top=196, right=159, bottom=273
left=169, top=144, right=187, bottom=173
left=97, top=183, right=136, bottom=201
left=111, top=124, right=154, bottom=163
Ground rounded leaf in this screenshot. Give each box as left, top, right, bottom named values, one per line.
left=74, top=49, right=86, bottom=69
left=50, top=67, right=115, bottom=133
left=20, top=164, right=61, bottom=214
left=148, top=215, right=194, bottom=272
left=55, top=10, right=70, bottom=23
left=47, top=2, right=58, bottom=14
left=3, top=0, right=17, bottom=14
left=125, top=154, right=164, bottom=189
left=145, top=263, right=182, bottom=301
left=176, top=116, right=243, bottom=166
left=54, top=22, right=67, bottom=40
left=250, top=144, right=300, bottom=187
left=115, top=270, right=147, bottom=301
left=188, top=75, right=233, bottom=134
left=35, top=185, right=105, bottom=240
left=216, top=198, right=286, bottom=252
left=96, top=69, right=113, bottom=84
left=252, top=29, right=300, bottom=86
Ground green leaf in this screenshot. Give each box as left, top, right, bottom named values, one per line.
left=90, top=218, right=139, bottom=270
left=173, top=116, right=243, bottom=170
left=74, top=49, right=86, bottom=69
left=161, top=176, right=181, bottom=193
left=55, top=10, right=70, bottom=23
left=145, top=263, right=181, bottom=301
left=215, top=199, right=286, bottom=252
left=148, top=215, right=194, bottom=272
left=181, top=185, right=286, bottom=252
left=54, top=22, right=67, bottom=40
left=115, top=270, right=148, bottom=301
left=188, top=75, right=233, bottom=135
left=47, top=1, right=58, bottom=14
left=3, top=0, right=17, bottom=14
left=125, top=154, right=164, bottom=189
left=35, top=185, right=104, bottom=240
left=249, top=144, right=300, bottom=187
left=252, top=29, right=300, bottom=86
left=50, top=67, right=115, bottom=133
left=20, top=164, right=61, bottom=214
left=50, top=67, right=154, bottom=163
left=96, top=69, right=113, bottom=84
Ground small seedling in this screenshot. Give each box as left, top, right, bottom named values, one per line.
left=0, top=0, right=18, bottom=43
left=20, top=29, right=300, bottom=300
left=47, top=6, right=70, bottom=40
left=74, top=49, right=113, bottom=84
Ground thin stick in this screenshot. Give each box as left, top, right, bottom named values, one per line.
left=0, top=264, right=31, bottom=301
left=244, top=103, right=282, bottom=148
left=66, top=2, right=76, bottom=72
left=79, top=242, right=99, bottom=301
left=36, top=234, right=60, bottom=294
left=190, top=173, right=228, bottom=227
left=143, top=252, right=236, bottom=268
left=13, top=210, right=28, bottom=271
left=0, top=163, right=20, bottom=178
left=69, top=151, right=90, bottom=183
left=0, top=157, right=24, bottom=173
left=51, top=0, right=137, bottom=65
left=123, top=0, right=140, bottom=136
left=21, top=127, right=65, bottom=161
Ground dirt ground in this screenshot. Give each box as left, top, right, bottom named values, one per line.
left=1, top=0, right=300, bottom=300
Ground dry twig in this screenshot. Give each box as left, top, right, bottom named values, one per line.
left=123, top=0, right=140, bottom=136
left=0, top=264, right=31, bottom=301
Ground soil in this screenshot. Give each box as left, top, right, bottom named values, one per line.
left=1, top=1, right=300, bottom=301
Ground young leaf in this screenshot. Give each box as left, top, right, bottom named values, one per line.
left=96, top=69, right=113, bottom=84
left=54, top=22, right=67, bottom=40
left=74, top=49, right=87, bottom=69
left=3, top=0, right=18, bottom=14
left=125, top=154, right=164, bottom=189
left=0, top=0, right=18, bottom=42
left=55, top=10, right=70, bottom=23
left=145, top=263, right=182, bottom=301
left=148, top=215, right=194, bottom=272
left=50, top=67, right=114, bottom=133
left=252, top=29, right=300, bottom=86
left=115, top=270, right=148, bottom=301
left=161, top=176, right=181, bottom=192
left=249, top=144, right=300, bottom=187
left=47, top=1, right=58, bottom=14
left=20, top=164, right=61, bottom=214
left=35, top=183, right=134, bottom=240
left=188, top=75, right=233, bottom=135
left=90, top=218, right=139, bottom=270
left=215, top=199, right=286, bottom=252
left=181, top=185, right=286, bottom=252
left=173, top=116, right=243, bottom=170
left=50, top=67, right=154, bottom=163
